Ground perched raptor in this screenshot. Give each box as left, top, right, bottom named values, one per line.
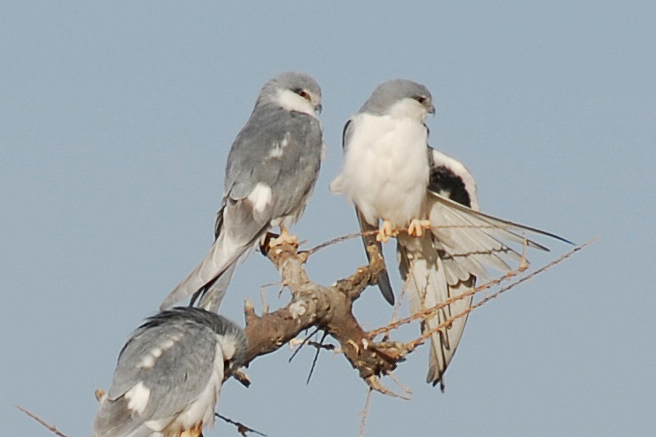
left=161, top=72, right=324, bottom=312
left=331, top=79, right=570, bottom=389
left=93, top=307, right=248, bottom=437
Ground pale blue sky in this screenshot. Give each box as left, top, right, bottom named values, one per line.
left=2, top=1, right=655, bottom=436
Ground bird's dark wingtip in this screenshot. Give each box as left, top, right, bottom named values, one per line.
left=378, top=271, right=395, bottom=305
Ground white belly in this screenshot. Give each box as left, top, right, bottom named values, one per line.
left=337, top=113, right=429, bottom=227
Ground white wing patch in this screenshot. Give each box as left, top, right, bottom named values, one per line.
left=247, top=183, right=273, bottom=217
left=217, top=333, right=237, bottom=361
left=138, top=354, right=156, bottom=369
left=269, top=134, right=290, bottom=158
left=138, top=332, right=184, bottom=369
left=125, top=381, right=151, bottom=415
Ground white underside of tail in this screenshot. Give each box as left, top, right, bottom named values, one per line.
left=400, top=234, right=475, bottom=386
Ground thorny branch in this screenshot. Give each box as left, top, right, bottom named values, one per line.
left=242, top=231, right=591, bottom=396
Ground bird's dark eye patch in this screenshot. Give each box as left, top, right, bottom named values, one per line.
left=415, top=95, right=427, bottom=104
left=294, top=88, right=311, bottom=100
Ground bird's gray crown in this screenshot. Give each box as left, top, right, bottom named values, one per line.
left=258, top=71, right=321, bottom=102
left=359, top=79, right=433, bottom=115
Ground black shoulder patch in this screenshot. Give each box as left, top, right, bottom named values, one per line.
left=429, top=165, right=472, bottom=207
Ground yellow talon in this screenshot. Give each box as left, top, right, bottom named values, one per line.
left=179, top=423, right=203, bottom=437
left=269, top=226, right=298, bottom=247
left=347, top=339, right=361, bottom=354
left=376, top=220, right=396, bottom=243
left=408, top=219, right=432, bottom=237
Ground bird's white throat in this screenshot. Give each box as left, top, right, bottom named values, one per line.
left=275, top=89, right=318, bottom=117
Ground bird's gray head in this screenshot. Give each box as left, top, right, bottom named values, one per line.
left=257, top=71, right=322, bottom=116
left=359, top=79, right=435, bottom=120
left=147, top=308, right=249, bottom=371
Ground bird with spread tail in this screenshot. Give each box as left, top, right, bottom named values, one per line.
left=331, top=79, right=571, bottom=390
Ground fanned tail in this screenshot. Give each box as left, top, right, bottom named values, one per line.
left=398, top=235, right=475, bottom=389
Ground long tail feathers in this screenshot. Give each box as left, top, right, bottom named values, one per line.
left=191, top=255, right=242, bottom=313
left=160, top=232, right=250, bottom=311
left=395, top=193, right=570, bottom=388
left=398, top=237, right=475, bottom=389
left=429, top=192, right=574, bottom=247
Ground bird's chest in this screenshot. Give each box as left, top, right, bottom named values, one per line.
left=345, top=118, right=429, bottom=226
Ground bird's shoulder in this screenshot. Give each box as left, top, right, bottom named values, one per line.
left=428, top=148, right=479, bottom=210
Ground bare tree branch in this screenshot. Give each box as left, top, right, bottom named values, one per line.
left=241, top=233, right=592, bottom=395
left=359, top=388, right=373, bottom=437
left=216, top=412, right=267, bottom=436
left=243, top=242, right=397, bottom=389
left=16, top=405, right=70, bottom=437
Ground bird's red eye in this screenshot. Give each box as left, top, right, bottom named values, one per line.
left=295, top=88, right=311, bottom=101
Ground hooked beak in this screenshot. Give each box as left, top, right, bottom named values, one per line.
left=315, top=103, right=323, bottom=114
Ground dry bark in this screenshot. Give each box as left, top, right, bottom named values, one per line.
left=242, top=239, right=403, bottom=391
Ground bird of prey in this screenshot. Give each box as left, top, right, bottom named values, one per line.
left=331, top=79, right=570, bottom=389
left=93, top=307, right=248, bottom=437
left=160, top=72, right=324, bottom=313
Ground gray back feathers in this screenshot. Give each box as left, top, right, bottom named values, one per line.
left=94, top=308, right=247, bottom=436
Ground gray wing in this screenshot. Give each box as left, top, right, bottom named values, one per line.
left=160, top=107, right=323, bottom=312
left=343, top=119, right=394, bottom=305
left=400, top=147, right=571, bottom=388
left=94, top=321, right=219, bottom=436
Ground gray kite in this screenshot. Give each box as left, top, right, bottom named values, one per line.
left=331, top=79, right=570, bottom=389
left=93, top=307, right=248, bottom=437
left=161, top=72, right=324, bottom=312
